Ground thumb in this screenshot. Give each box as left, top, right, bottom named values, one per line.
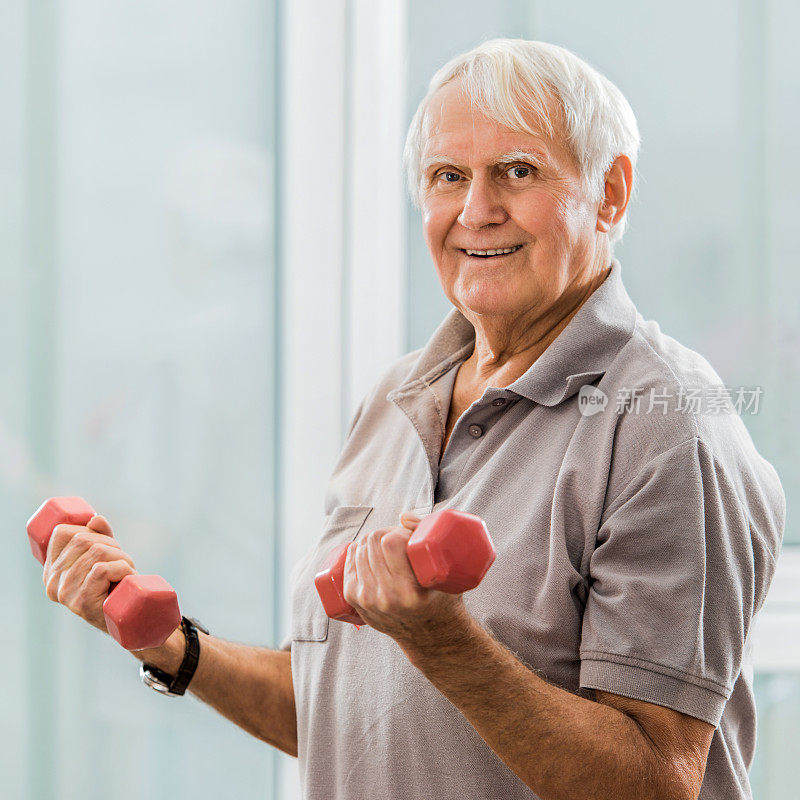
left=399, top=511, right=422, bottom=531
left=87, top=514, right=114, bottom=537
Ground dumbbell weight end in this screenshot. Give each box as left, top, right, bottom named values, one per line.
left=314, top=541, right=365, bottom=627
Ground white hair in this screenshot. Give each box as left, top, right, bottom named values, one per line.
left=403, top=38, right=641, bottom=250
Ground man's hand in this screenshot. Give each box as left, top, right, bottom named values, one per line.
left=342, top=511, right=470, bottom=646
left=42, top=514, right=137, bottom=635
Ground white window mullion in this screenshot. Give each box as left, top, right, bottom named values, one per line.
left=278, top=2, right=407, bottom=795
left=752, top=547, right=800, bottom=672
left=278, top=1, right=348, bottom=797
left=345, top=0, right=407, bottom=412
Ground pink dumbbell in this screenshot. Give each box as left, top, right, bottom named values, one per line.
left=27, top=496, right=181, bottom=650
left=314, top=508, right=496, bottom=626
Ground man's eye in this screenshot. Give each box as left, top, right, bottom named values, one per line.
left=436, top=171, right=461, bottom=183
left=505, top=165, right=535, bottom=180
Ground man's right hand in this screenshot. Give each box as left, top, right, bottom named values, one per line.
left=38, top=509, right=297, bottom=756
left=42, top=514, right=137, bottom=636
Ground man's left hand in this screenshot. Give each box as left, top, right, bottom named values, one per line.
left=342, top=513, right=470, bottom=647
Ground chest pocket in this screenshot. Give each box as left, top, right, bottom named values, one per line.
left=290, top=505, right=373, bottom=643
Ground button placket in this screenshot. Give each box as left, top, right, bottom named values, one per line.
left=460, top=394, right=513, bottom=442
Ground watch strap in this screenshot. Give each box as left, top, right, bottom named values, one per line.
left=171, top=616, right=201, bottom=695
left=142, top=616, right=207, bottom=697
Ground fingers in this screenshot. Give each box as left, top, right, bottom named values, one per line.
left=45, top=514, right=115, bottom=567
left=380, top=529, right=415, bottom=577
left=45, top=539, right=134, bottom=603
left=87, top=515, right=114, bottom=537
left=364, top=529, right=388, bottom=579
left=47, top=524, right=84, bottom=566
left=399, top=511, right=421, bottom=530
left=343, top=525, right=421, bottom=617
left=69, top=559, right=136, bottom=633
left=45, top=531, right=137, bottom=633
left=344, top=531, right=385, bottom=614
left=81, top=559, right=136, bottom=606
left=45, top=530, right=126, bottom=583
left=343, top=541, right=360, bottom=610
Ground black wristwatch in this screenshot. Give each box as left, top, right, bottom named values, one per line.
left=140, top=616, right=209, bottom=697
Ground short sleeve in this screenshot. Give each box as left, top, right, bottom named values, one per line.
left=579, top=436, right=783, bottom=726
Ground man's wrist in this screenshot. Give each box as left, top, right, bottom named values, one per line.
left=130, top=626, right=186, bottom=674
left=397, top=601, right=476, bottom=668
left=140, top=617, right=207, bottom=697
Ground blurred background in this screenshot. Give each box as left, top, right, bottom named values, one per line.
left=2, top=0, right=797, bottom=798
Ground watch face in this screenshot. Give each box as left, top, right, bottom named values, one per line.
left=140, top=664, right=179, bottom=696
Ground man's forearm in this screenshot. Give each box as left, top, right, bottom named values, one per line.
left=398, top=609, right=683, bottom=800
left=133, top=631, right=297, bottom=757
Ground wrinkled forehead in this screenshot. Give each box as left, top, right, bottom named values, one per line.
left=420, top=77, right=573, bottom=167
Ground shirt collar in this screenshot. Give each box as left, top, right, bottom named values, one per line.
left=389, top=258, right=638, bottom=407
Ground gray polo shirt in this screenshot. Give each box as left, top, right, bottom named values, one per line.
left=281, top=259, right=784, bottom=800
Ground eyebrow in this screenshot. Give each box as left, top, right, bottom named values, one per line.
left=420, top=149, right=549, bottom=174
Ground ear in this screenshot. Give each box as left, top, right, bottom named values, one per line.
left=596, top=155, right=633, bottom=234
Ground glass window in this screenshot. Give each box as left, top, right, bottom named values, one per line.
left=4, top=1, right=281, bottom=797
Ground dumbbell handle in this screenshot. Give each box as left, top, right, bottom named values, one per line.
left=27, top=496, right=181, bottom=650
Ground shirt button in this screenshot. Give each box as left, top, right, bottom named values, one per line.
left=468, top=424, right=483, bottom=438
left=492, top=398, right=506, bottom=406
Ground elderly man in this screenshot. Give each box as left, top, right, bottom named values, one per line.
left=42, top=39, right=783, bottom=800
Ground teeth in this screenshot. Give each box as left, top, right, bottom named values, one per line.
left=465, top=245, right=521, bottom=256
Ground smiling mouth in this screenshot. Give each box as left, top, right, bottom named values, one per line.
left=460, top=244, right=524, bottom=258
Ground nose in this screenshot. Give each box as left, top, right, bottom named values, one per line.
left=457, top=174, right=508, bottom=230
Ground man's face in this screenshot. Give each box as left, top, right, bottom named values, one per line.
left=419, top=79, right=607, bottom=322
